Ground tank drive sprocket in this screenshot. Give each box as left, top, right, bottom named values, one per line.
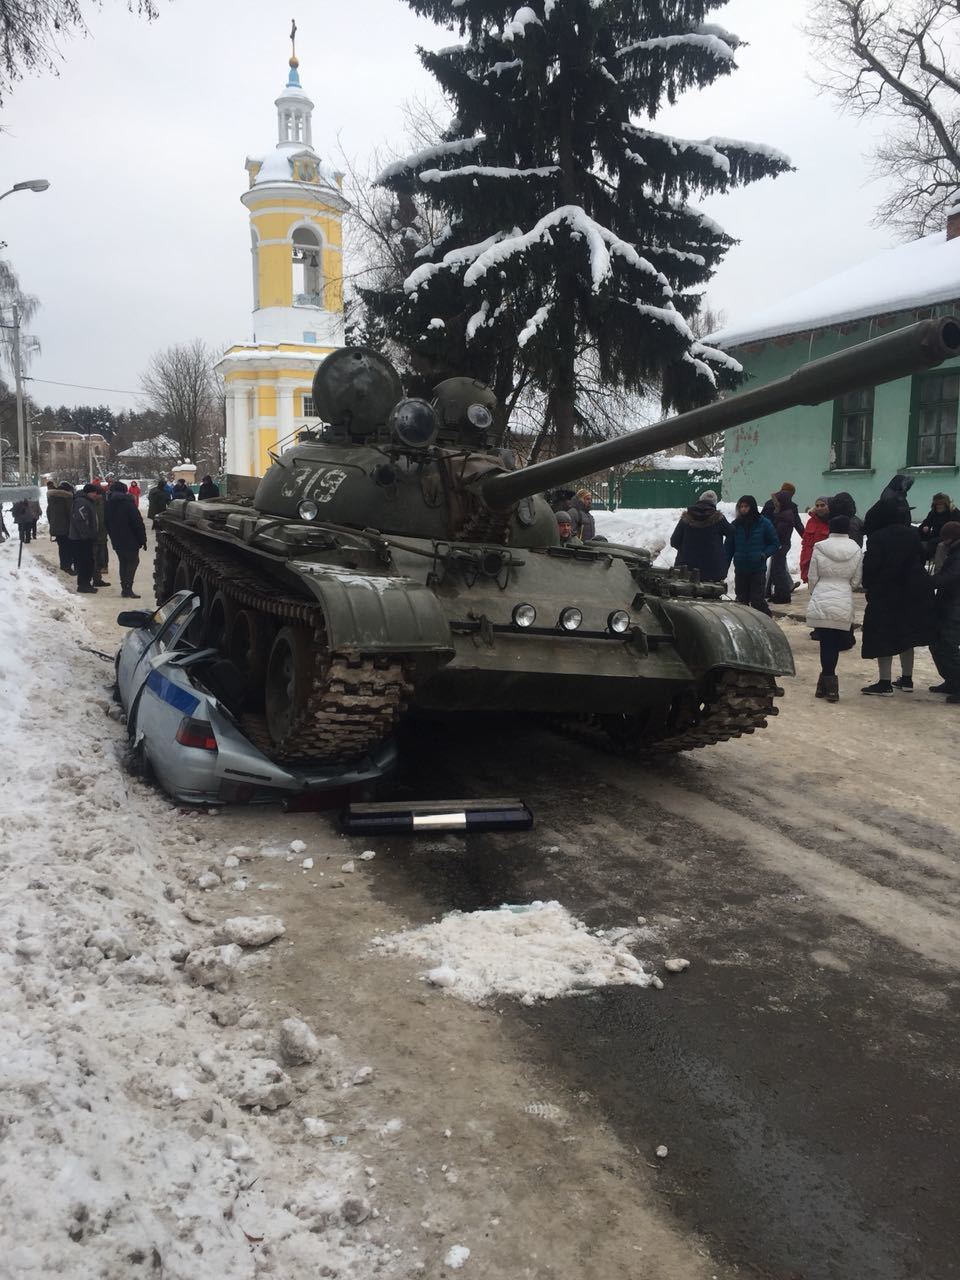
left=154, top=529, right=411, bottom=763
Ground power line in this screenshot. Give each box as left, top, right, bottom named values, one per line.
left=23, top=376, right=142, bottom=397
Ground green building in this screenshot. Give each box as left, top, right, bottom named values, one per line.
left=711, top=207, right=960, bottom=518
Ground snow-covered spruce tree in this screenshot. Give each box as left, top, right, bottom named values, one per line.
left=371, top=0, right=791, bottom=453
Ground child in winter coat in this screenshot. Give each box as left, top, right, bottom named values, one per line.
left=724, top=496, right=779, bottom=614
left=799, top=498, right=831, bottom=583
left=806, top=515, right=863, bottom=702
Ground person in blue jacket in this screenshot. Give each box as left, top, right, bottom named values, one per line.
left=724, top=494, right=779, bottom=615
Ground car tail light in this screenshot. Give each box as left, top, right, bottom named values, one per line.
left=175, top=717, right=218, bottom=751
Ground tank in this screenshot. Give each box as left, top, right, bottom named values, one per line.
left=154, top=317, right=960, bottom=762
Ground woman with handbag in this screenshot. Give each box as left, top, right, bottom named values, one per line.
left=806, top=515, right=863, bottom=702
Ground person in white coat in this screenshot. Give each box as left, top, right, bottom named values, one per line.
left=806, top=515, right=863, bottom=702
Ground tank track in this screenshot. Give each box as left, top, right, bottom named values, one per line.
left=565, top=669, right=783, bottom=755
left=154, top=527, right=411, bottom=764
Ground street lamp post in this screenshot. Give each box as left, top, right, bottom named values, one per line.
left=1, top=177, right=50, bottom=482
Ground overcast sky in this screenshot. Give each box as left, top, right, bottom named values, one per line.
left=0, top=0, right=895, bottom=413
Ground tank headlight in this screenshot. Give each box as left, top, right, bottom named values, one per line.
left=608, top=610, right=631, bottom=634
left=559, top=607, right=582, bottom=631
left=512, top=603, right=537, bottom=628
left=298, top=499, right=319, bottom=521
left=466, top=403, right=494, bottom=430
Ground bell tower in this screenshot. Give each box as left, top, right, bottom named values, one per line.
left=220, top=24, right=348, bottom=479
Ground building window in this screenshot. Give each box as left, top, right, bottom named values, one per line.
left=910, top=372, right=958, bottom=466
left=831, top=387, right=873, bottom=469
left=302, top=395, right=316, bottom=417
left=302, top=331, right=316, bottom=343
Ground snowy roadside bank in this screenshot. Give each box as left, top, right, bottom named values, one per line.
left=0, top=545, right=403, bottom=1278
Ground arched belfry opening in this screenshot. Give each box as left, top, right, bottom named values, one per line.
left=292, top=226, right=323, bottom=306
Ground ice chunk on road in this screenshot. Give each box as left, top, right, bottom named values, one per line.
left=279, top=1016, right=320, bottom=1064
left=374, top=901, right=653, bottom=1004
left=445, top=1244, right=471, bottom=1268
left=185, top=943, right=242, bottom=991
left=215, top=915, right=285, bottom=947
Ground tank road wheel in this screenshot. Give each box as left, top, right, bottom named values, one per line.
left=265, top=625, right=318, bottom=751
left=172, top=558, right=193, bottom=595
left=227, top=609, right=274, bottom=709
left=205, top=590, right=236, bottom=653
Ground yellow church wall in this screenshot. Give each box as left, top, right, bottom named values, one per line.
left=249, top=211, right=342, bottom=246
left=258, top=428, right=278, bottom=477
left=258, top=243, right=293, bottom=307
left=257, top=385, right=277, bottom=418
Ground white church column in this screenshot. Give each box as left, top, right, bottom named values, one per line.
left=278, top=384, right=295, bottom=445
left=225, top=386, right=238, bottom=472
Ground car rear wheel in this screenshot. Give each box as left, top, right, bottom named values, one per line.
left=265, top=625, right=316, bottom=748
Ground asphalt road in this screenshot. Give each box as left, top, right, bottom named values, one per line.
left=367, top=662, right=960, bottom=1280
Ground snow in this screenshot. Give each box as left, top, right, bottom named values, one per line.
left=518, top=304, right=552, bottom=347
left=115, top=434, right=179, bottom=460
left=0, top=546, right=403, bottom=1277
left=644, top=452, right=721, bottom=472
left=445, top=1244, right=471, bottom=1268
left=372, top=901, right=654, bottom=1006
left=710, top=228, right=960, bottom=349
left=618, top=32, right=738, bottom=62
left=419, top=163, right=559, bottom=183
left=250, top=144, right=339, bottom=189
left=502, top=6, right=542, bottom=40
left=376, top=135, right=484, bottom=184
left=461, top=205, right=671, bottom=295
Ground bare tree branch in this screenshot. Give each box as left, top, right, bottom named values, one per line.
left=806, top=0, right=960, bottom=237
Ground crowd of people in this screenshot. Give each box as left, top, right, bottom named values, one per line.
left=2, top=471, right=221, bottom=596
left=669, top=476, right=960, bottom=706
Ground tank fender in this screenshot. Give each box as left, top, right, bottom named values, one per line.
left=290, top=562, right=455, bottom=661
left=657, top=599, right=796, bottom=678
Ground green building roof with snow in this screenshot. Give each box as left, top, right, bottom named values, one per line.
left=711, top=205, right=960, bottom=515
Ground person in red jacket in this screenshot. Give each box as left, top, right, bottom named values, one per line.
left=128, top=480, right=142, bottom=503
left=800, top=497, right=831, bottom=583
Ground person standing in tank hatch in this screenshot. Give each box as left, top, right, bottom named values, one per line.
left=724, top=496, right=779, bottom=614
left=670, top=489, right=730, bottom=582
left=569, top=489, right=595, bottom=541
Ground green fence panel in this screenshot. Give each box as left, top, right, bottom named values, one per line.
left=617, top=469, right=722, bottom=510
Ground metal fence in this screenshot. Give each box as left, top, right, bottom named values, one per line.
left=614, top=469, right=722, bottom=510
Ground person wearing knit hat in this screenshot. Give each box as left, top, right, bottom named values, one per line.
left=762, top=487, right=805, bottom=604
left=670, top=489, right=731, bottom=583
left=800, top=497, right=831, bottom=584
left=930, top=521, right=960, bottom=701
left=569, top=489, right=595, bottom=541
left=780, top=481, right=796, bottom=495
left=555, top=510, right=581, bottom=546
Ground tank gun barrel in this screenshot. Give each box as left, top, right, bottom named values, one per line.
left=481, top=316, right=960, bottom=510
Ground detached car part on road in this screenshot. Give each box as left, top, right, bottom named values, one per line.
left=114, top=591, right=395, bottom=806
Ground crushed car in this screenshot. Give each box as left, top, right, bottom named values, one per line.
left=114, top=591, right=395, bottom=806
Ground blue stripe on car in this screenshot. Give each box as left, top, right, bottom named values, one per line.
left=146, top=669, right=200, bottom=715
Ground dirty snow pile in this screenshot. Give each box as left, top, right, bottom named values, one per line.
left=373, top=901, right=653, bottom=1005
left=0, top=546, right=399, bottom=1278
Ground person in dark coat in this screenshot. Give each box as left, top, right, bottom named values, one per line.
left=761, top=481, right=805, bottom=535
left=929, top=521, right=960, bottom=701
left=170, top=478, right=196, bottom=503
left=197, top=474, right=220, bottom=500
left=669, top=490, right=730, bottom=582
left=147, top=478, right=171, bottom=528
left=69, top=484, right=100, bottom=593
left=918, top=492, right=959, bottom=561
left=724, top=495, right=779, bottom=614
left=828, top=491, right=864, bottom=546
left=105, top=482, right=149, bottom=598
left=765, top=489, right=801, bottom=603
left=865, top=475, right=914, bottom=534
left=46, top=481, right=75, bottom=571
left=860, top=498, right=935, bottom=695
left=10, top=498, right=35, bottom=543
